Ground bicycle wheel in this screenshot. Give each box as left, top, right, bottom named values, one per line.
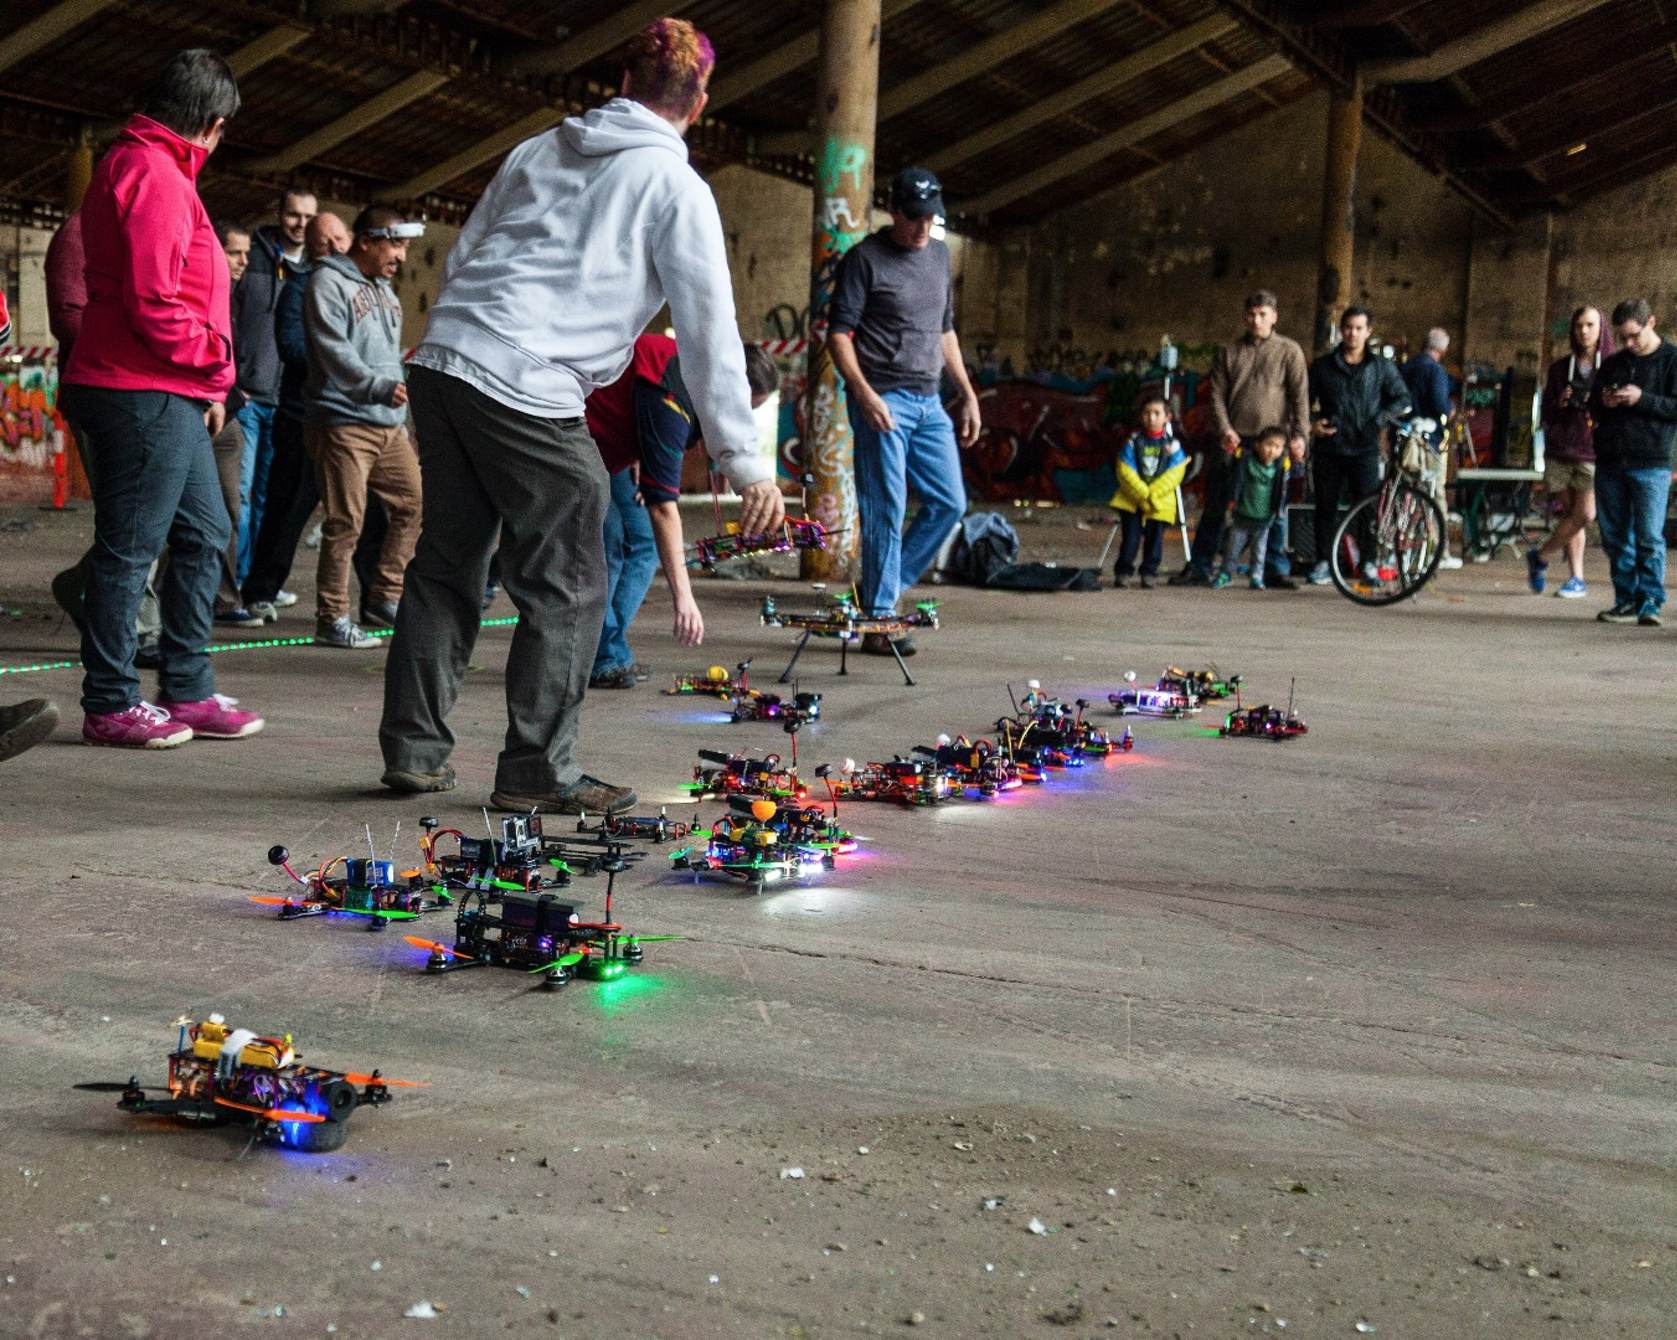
left=1330, top=482, right=1445, bottom=606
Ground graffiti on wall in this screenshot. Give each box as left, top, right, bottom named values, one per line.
left=1, top=358, right=66, bottom=471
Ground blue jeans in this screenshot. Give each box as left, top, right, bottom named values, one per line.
left=66, top=387, right=229, bottom=714
left=1594, top=464, right=1671, bottom=610
left=848, top=388, right=966, bottom=617
left=235, top=400, right=278, bottom=586
left=593, top=468, right=659, bottom=674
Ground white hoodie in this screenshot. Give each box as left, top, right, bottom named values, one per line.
left=412, top=98, right=769, bottom=491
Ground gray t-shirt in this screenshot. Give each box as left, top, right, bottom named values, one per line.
left=827, top=230, right=954, bottom=396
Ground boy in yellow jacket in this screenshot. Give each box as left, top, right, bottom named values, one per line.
left=1109, top=392, right=1188, bottom=588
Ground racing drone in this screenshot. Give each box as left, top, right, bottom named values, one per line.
left=254, top=820, right=458, bottom=927
left=665, top=659, right=753, bottom=699
left=817, top=756, right=951, bottom=806
left=1109, top=670, right=1202, bottom=718
left=669, top=795, right=836, bottom=890
left=75, top=1014, right=420, bottom=1153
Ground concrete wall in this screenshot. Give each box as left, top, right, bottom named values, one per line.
left=1020, top=90, right=1477, bottom=370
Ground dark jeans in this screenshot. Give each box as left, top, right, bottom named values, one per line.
left=244, top=410, right=381, bottom=605
left=1116, top=512, right=1164, bottom=577
left=1186, top=448, right=1235, bottom=576
left=1312, top=450, right=1381, bottom=565
left=67, top=386, right=228, bottom=714
left=381, top=366, right=608, bottom=792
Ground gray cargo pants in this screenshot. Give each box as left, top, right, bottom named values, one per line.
left=379, top=365, right=609, bottom=792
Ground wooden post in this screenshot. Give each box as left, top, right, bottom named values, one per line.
left=801, top=0, right=881, bottom=581
left=1315, top=80, right=1362, bottom=354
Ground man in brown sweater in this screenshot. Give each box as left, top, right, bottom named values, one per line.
left=1171, top=290, right=1309, bottom=587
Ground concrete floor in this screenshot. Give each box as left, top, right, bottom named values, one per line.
left=1, top=502, right=1673, bottom=1338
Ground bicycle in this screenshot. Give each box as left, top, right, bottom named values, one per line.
left=1329, top=416, right=1446, bottom=606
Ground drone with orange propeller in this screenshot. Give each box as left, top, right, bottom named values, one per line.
left=404, top=849, right=677, bottom=991
left=74, top=1013, right=422, bottom=1153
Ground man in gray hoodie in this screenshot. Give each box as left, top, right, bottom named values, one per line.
left=379, top=17, right=782, bottom=814
left=303, top=204, right=422, bottom=649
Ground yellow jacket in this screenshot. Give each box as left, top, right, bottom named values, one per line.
left=1109, top=430, right=1188, bottom=523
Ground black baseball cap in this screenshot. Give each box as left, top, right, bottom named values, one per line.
left=889, top=166, right=944, bottom=219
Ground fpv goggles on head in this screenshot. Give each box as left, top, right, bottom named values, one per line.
left=363, top=221, right=425, bottom=240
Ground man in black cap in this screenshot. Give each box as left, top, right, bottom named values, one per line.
left=828, top=166, right=981, bottom=656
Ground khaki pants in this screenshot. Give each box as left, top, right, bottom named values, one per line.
left=308, top=421, right=422, bottom=622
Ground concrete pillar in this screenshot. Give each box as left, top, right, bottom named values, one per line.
left=801, top=0, right=881, bottom=581
left=1315, top=78, right=1362, bottom=353
left=64, top=124, right=93, bottom=213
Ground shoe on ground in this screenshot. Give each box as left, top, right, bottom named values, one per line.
left=1526, top=547, right=1547, bottom=593
left=215, top=605, right=268, bottom=628
left=1597, top=603, right=1638, bottom=624
left=589, top=665, right=638, bottom=690
left=247, top=600, right=278, bottom=622
left=1138, top=575, right=1154, bottom=590
left=1437, top=553, right=1464, bottom=571
left=860, top=632, right=917, bottom=657
left=631, top=662, right=650, bottom=682
left=1308, top=561, right=1332, bottom=585
left=315, top=616, right=381, bottom=649
left=491, top=773, right=637, bottom=816
left=83, top=701, right=193, bottom=749
left=1556, top=577, right=1588, bottom=599
left=1249, top=577, right=1267, bottom=590
left=480, top=581, right=501, bottom=612
left=1266, top=574, right=1299, bottom=590
left=1110, top=574, right=1128, bottom=589
left=158, top=693, right=264, bottom=739
left=271, top=589, right=299, bottom=608
left=134, top=637, right=162, bottom=670
left=1637, top=603, right=1663, bottom=627
left=1359, top=560, right=1380, bottom=582
left=1166, top=568, right=1208, bottom=587
left=359, top=600, right=400, bottom=630
left=1210, top=571, right=1232, bottom=589
left=50, top=567, right=84, bottom=632
left=381, top=763, right=457, bottom=794
left=0, top=697, right=59, bottom=762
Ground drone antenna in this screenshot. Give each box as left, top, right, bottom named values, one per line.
left=1287, top=676, right=1296, bottom=717
left=483, top=807, right=495, bottom=842
left=364, top=823, right=376, bottom=861
left=388, top=820, right=400, bottom=865
left=1007, top=683, right=1021, bottom=717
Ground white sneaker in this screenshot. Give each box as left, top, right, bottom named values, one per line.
left=272, top=589, right=299, bottom=608
left=1360, top=561, right=1380, bottom=582
left=1436, top=553, right=1463, bottom=570
left=315, top=616, right=381, bottom=649
left=247, top=600, right=278, bottom=622
left=1308, top=561, right=1332, bottom=586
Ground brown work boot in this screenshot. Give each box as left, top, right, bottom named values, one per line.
left=859, top=632, right=916, bottom=658
left=491, top=773, right=637, bottom=815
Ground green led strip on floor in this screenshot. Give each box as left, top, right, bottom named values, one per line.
left=0, top=616, right=521, bottom=677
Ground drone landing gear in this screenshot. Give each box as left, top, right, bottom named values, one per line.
left=777, top=630, right=813, bottom=684
left=776, top=631, right=917, bottom=687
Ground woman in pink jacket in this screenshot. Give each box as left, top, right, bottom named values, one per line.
left=63, top=49, right=263, bottom=748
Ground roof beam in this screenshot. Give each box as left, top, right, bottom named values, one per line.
left=1363, top=0, right=1615, bottom=84
left=706, top=0, right=931, bottom=112
left=965, top=54, right=1289, bottom=216
left=249, top=69, right=450, bottom=174
left=1312, top=0, right=1429, bottom=28
left=385, top=106, right=565, bottom=200
left=925, top=15, right=1237, bottom=172
left=314, top=0, right=409, bottom=13
left=0, top=0, right=118, bottom=77
left=878, top=0, right=1116, bottom=122
left=1503, top=131, right=1677, bottom=207
left=225, top=24, right=312, bottom=79
left=500, top=0, right=671, bottom=80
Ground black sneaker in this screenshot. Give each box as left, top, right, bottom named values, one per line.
left=1138, top=575, right=1155, bottom=590
left=491, top=774, right=637, bottom=815
left=1597, top=604, right=1638, bottom=624
left=1111, top=575, right=1128, bottom=589
left=589, top=666, right=638, bottom=689
left=360, top=601, right=399, bottom=630
left=1166, top=568, right=1208, bottom=588
left=50, top=568, right=84, bottom=631
left=1638, top=604, right=1663, bottom=627
left=0, top=697, right=58, bottom=763
left=1265, top=575, right=1300, bottom=591
left=381, top=763, right=457, bottom=793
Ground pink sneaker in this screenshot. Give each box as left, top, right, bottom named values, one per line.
left=83, top=702, right=194, bottom=749
left=157, top=693, right=265, bottom=740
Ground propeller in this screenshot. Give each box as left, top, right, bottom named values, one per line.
left=626, top=934, right=682, bottom=943
left=339, top=1070, right=429, bottom=1088
left=249, top=895, right=302, bottom=907
left=214, top=1096, right=325, bottom=1123
left=403, top=935, right=471, bottom=960
left=74, top=1080, right=167, bottom=1093
left=526, top=951, right=586, bottom=975
left=697, top=749, right=734, bottom=765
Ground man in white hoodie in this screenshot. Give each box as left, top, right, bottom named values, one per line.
left=379, top=17, right=782, bottom=814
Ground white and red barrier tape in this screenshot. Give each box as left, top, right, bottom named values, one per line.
left=0, top=346, right=55, bottom=360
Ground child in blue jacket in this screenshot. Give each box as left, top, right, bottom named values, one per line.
left=1108, top=392, right=1187, bottom=588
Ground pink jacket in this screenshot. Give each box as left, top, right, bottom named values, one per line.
left=63, top=115, right=233, bottom=400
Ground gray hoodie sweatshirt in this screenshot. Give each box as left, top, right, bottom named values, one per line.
left=411, top=98, right=768, bottom=491
left=302, top=252, right=406, bottom=428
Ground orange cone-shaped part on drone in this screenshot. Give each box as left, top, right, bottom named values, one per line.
left=751, top=799, right=777, bottom=822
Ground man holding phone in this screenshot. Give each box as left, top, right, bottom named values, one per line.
left=1589, top=298, right=1677, bottom=626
